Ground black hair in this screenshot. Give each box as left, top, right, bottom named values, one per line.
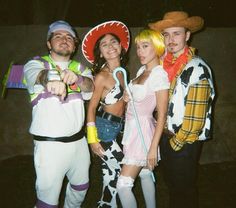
left=92, top=33, right=128, bottom=74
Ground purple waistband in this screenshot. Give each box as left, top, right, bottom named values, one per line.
left=31, top=92, right=83, bottom=107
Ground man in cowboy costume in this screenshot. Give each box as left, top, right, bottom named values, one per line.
left=149, top=11, right=215, bottom=208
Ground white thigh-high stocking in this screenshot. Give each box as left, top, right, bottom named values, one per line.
left=117, top=175, right=137, bottom=208
left=139, top=168, right=156, bottom=208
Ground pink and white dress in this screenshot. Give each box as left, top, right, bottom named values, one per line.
left=122, top=65, right=169, bottom=166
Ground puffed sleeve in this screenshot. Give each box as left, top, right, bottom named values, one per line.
left=148, top=66, right=170, bottom=92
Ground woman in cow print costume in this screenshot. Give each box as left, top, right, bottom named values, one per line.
left=82, top=21, right=130, bottom=207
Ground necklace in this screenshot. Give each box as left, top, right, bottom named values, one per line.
left=106, top=64, right=114, bottom=74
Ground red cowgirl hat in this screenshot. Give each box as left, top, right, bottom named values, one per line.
left=82, top=20, right=130, bottom=64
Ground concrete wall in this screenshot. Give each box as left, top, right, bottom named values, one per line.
left=0, top=26, right=235, bottom=164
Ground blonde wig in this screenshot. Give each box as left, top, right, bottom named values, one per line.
left=135, top=29, right=165, bottom=58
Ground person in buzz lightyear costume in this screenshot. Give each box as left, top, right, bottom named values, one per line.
left=23, top=20, right=94, bottom=208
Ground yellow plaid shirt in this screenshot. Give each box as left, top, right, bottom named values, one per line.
left=169, top=79, right=211, bottom=151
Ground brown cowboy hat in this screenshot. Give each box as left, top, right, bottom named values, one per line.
left=148, top=11, right=204, bottom=33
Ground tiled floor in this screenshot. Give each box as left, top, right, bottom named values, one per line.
left=0, top=155, right=235, bottom=208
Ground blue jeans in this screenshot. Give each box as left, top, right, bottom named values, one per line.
left=96, top=116, right=123, bottom=142
left=95, top=116, right=124, bottom=207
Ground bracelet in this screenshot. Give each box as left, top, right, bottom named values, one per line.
left=87, top=122, right=95, bottom=126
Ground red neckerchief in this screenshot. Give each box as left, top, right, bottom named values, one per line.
left=163, top=47, right=195, bottom=82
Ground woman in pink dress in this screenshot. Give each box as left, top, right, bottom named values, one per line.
left=117, top=29, right=169, bottom=208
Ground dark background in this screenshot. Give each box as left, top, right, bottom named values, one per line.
left=0, top=0, right=235, bottom=27
left=0, top=1, right=236, bottom=207
left=0, top=0, right=235, bottom=164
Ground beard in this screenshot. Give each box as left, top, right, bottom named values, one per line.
left=51, top=44, right=74, bottom=57
left=55, top=50, right=72, bottom=57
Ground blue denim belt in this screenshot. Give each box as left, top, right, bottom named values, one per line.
left=97, top=108, right=123, bottom=123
